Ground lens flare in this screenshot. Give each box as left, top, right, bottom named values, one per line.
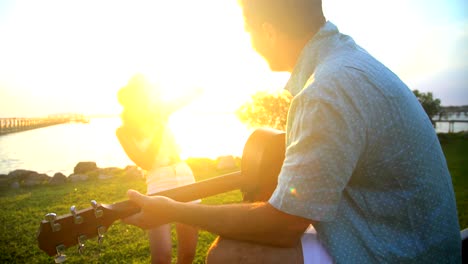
left=289, top=187, right=297, bottom=196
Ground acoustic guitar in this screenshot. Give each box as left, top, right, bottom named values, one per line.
left=36, top=128, right=286, bottom=262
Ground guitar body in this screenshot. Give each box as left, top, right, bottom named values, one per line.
left=36, top=128, right=286, bottom=258
left=241, top=128, right=285, bottom=202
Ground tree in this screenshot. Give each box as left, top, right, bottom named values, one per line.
left=412, top=90, right=442, bottom=127
left=236, top=89, right=442, bottom=130
left=236, top=90, right=292, bottom=131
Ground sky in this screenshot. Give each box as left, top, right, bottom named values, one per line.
left=0, top=0, right=467, bottom=118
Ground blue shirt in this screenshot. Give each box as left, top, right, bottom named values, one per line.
left=269, top=21, right=461, bottom=263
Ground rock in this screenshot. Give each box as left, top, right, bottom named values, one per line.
left=97, top=167, right=124, bottom=180
left=98, top=167, right=122, bottom=175
left=74, top=162, right=98, bottom=174
left=49, top=173, right=67, bottom=185
left=10, top=181, right=20, bottom=189
left=0, top=174, right=15, bottom=188
left=22, top=172, right=50, bottom=187
left=68, top=174, right=89, bottom=182
left=2, top=170, right=49, bottom=188
left=8, top=169, right=37, bottom=181
left=98, top=174, right=113, bottom=180
left=28, top=172, right=49, bottom=181
left=216, top=155, right=237, bottom=170
left=124, top=166, right=143, bottom=179
left=23, top=178, right=40, bottom=187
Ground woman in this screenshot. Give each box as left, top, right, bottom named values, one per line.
left=116, top=74, right=200, bottom=264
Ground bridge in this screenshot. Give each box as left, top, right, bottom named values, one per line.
left=436, top=120, right=468, bottom=133
left=0, top=114, right=89, bottom=136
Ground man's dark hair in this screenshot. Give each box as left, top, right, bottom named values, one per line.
left=239, top=0, right=326, bottom=37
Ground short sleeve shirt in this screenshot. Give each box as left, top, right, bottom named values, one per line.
left=268, top=21, right=461, bottom=263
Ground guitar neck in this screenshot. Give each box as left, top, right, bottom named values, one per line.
left=37, top=128, right=285, bottom=258
left=105, top=171, right=243, bottom=219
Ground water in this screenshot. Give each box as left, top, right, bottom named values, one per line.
left=1, top=113, right=465, bottom=176
left=434, top=112, right=468, bottom=133
left=0, top=118, right=133, bottom=175
left=0, top=115, right=251, bottom=176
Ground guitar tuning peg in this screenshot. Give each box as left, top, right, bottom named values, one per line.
left=54, top=244, right=67, bottom=263
left=91, top=200, right=103, bottom=218
left=45, top=213, right=61, bottom=232
left=97, top=226, right=106, bottom=244
left=77, top=235, right=87, bottom=254
left=70, top=206, right=84, bottom=224
left=54, top=255, right=67, bottom=264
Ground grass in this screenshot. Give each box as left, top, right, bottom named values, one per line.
left=438, top=133, right=468, bottom=229
left=0, top=135, right=466, bottom=263
left=0, top=158, right=243, bottom=264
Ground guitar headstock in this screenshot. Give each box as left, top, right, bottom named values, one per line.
left=36, top=199, right=137, bottom=262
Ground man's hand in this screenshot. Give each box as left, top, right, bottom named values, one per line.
left=123, top=190, right=176, bottom=229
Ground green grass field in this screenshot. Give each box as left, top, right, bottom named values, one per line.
left=0, top=135, right=466, bottom=263
left=438, top=133, right=468, bottom=228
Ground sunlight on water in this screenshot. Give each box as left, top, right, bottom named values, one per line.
left=0, top=118, right=131, bottom=175
left=0, top=115, right=251, bottom=176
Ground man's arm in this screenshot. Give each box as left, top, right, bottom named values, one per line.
left=123, top=190, right=312, bottom=247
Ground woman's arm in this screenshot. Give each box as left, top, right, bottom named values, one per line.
left=164, top=88, right=203, bottom=114
left=116, top=126, right=160, bottom=171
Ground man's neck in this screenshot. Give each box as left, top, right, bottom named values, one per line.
left=285, top=32, right=318, bottom=73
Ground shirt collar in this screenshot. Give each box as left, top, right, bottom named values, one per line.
left=285, top=21, right=339, bottom=96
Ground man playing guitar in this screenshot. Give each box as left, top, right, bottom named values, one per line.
left=123, top=1, right=462, bottom=263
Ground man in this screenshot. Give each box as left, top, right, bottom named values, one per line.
left=123, top=0, right=462, bottom=263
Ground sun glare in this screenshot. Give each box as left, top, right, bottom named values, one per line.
left=130, top=1, right=290, bottom=158
left=2, top=1, right=290, bottom=159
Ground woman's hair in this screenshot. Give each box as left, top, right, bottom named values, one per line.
left=239, top=0, right=325, bottom=38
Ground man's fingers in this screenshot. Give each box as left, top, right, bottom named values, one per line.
left=122, top=212, right=143, bottom=228
left=127, top=189, right=148, bottom=207
left=122, top=213, right=136, bottom=225
left=123, top=190, right=173, bottom=230
left=123, top=190, right=154, bottom=229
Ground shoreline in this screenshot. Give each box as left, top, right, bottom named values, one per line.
left=0, top=161, right=144, bottom=189
left=0, top=156, right=240, bottom=190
